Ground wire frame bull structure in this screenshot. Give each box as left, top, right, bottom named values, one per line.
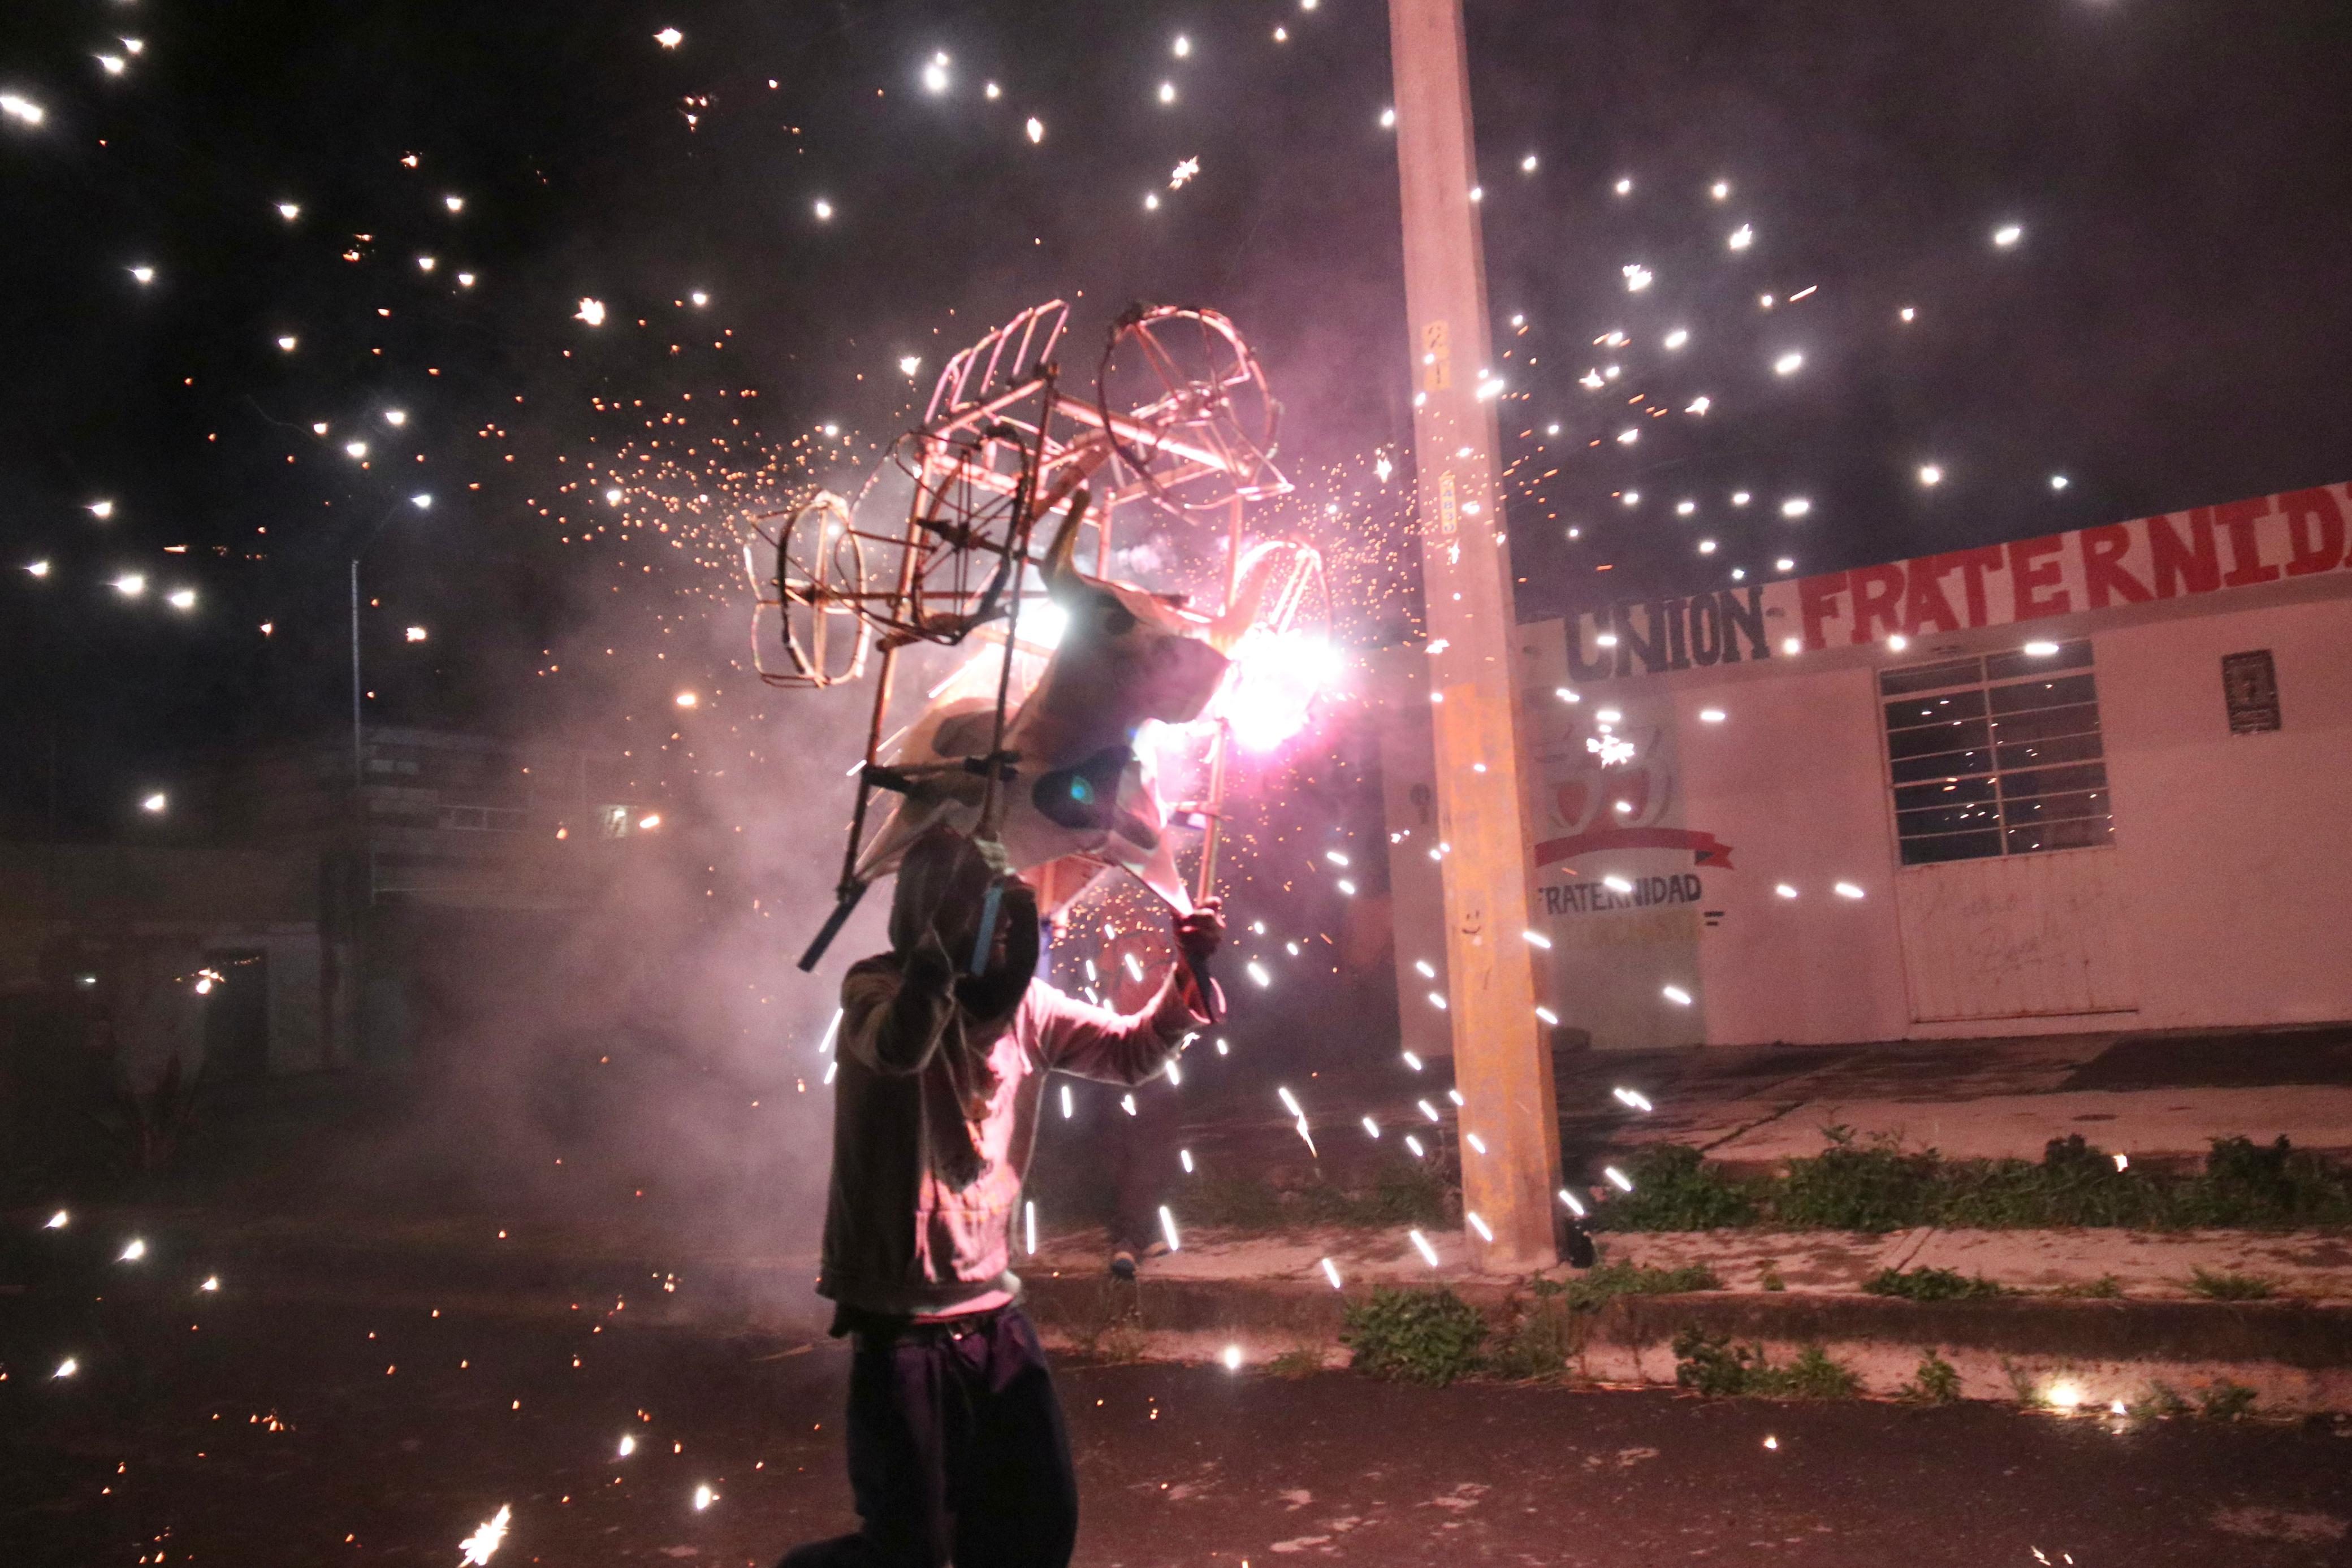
left=742, top=302, right=1312, bottom=977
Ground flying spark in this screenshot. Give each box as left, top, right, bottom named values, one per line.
left=654, top=28, right=682, bottom=48
left=459, top=1505, right=513, bottom=1564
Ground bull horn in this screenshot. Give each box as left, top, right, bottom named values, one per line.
left=1206, top=547, right=1272, bottom=653
left=1040, top=487, right=1091, bottom=595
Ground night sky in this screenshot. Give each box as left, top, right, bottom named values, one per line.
left=5, top=0, right=2349, bottom=838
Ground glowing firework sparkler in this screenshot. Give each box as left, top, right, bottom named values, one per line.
left=457, top=1503, right=511, bottom=1565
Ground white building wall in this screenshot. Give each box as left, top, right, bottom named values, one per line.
left=2095, top=592, right=2352, bottom=1030
left=1569, top=579, right=2352, bottom=1046
left=1678, top=660, right=1911, bottom=1047
left=1385, top=483, right=2352, bottom=1049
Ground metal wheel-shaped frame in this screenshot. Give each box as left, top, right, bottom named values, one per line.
left=749, top=491, right=870, bottom=688
left=1093, top=305, right=1287, bottom=523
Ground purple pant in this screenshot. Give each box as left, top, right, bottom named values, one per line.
left=779, top=1306, right=1078, bottom=1568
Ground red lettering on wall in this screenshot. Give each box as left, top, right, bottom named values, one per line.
left=2148, top=511, right=2220, bottom=598
left=1798, top=572, right=1848, bottom=651
left=2280, top=488, right=2348, bottom=577
left=1904, top=555, right=1964, bottom=634
left=2216, top=497, right=2279, bottom=587
left=1849, top=564, right=1906, bottom=644
left=2007, top=535, right=2070, bottom=619
left=1953, top=546, right=2005, bottom=627
left=2079, top=524, right=2152, bottom=608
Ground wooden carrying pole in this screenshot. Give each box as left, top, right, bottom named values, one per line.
left=1388, top=0, right=1562, bottom=1270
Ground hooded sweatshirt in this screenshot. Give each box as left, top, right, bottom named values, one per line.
left=815, top=837, right=1213, bottom=1318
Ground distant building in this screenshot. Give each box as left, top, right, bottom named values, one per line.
left=0, top=727, right=652, bottom=1099
left=1385, top=481, right=2352, bottom=1050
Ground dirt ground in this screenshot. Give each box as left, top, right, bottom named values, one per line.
left=4, top=1274, right=2347, bottom=1567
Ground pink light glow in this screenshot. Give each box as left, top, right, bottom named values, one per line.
left=1221, top=629, right=1342, bottom=752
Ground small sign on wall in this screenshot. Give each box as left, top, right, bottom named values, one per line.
left=2221, top=649, right=2281, bottom=734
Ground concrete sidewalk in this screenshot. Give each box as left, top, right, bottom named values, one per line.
left=1584, top=1025, right=2352, bottom=1169
left=1019, top=1221, right=2352, bottom=1414
left=1166, top=1022, right=2352, bottom=1189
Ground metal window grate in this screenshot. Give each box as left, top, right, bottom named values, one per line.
left=1879, top=640, right=2113, bottom=865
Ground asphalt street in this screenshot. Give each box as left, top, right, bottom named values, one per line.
left=2, top=1284, right=2347, bottom=1567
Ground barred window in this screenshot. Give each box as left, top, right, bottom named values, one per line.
left=1879, top=640, right=2113, bottom=865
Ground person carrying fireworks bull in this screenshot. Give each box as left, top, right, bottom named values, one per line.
left=778, top=824, right=1223, bottom=1568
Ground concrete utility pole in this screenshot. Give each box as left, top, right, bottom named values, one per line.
left=1387, top=0, right=1562, bottom=1270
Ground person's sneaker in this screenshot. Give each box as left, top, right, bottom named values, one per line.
left=1109, top=1246, right=1138, bottom=1280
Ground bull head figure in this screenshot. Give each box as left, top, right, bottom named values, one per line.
left=850, top=492, right=1265, bottom=915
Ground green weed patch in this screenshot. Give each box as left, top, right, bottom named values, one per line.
left=1672, top=1329, right=1859, bottom=1398
left=1589, top=1132, right=2352, bottom=1234
left=1862, top=1266, right=2011, bottom=1301
left=1339, top=1287, right=1488, bottom=1387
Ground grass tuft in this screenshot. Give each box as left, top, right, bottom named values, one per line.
left=1264, top=1346, right=1325, bottom=1379
left=1589, top=1132, right=2352, bottom=1234
left=1339, top=1287, right=1488, bottom=1388
left=1899, top=1349, right=1962, bottom=1404
left=1862, top=1266, right=2011, bottom=1301
left=2186, top=1267, right=2275, bottom=1301
left=2197, top=1378, right=2259, bottom=1420
left=1671, top=1328, right=1858, bottom=1398
left=1589, top=1143, right=1761, bottom=1229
